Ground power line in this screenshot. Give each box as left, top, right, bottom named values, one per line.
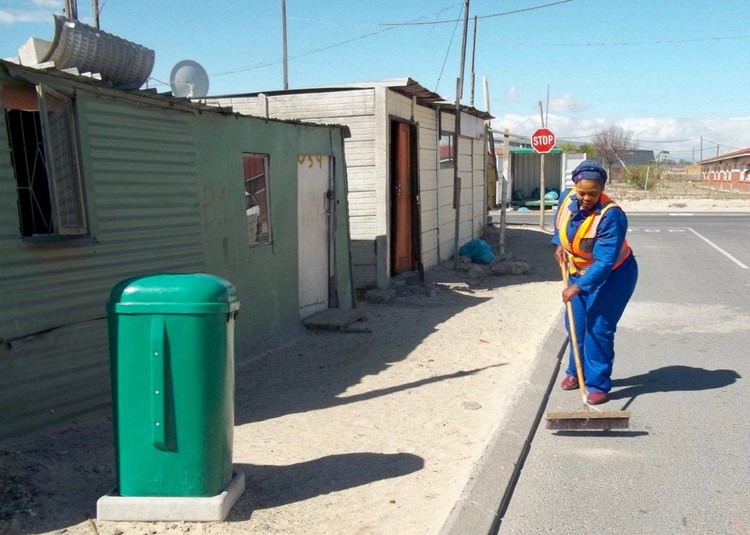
left=149, top=3, right=469, bottom=87
left=434, top=3, right=464, bottom=92
left=553, top=134, right=741, bottom=153
left=637, top=137, right=701, bottom=143
left=495, top=35, right=748, bottom=47
left=290, top=3, right=463, bottom=28
left=377, top=0, right=573, bottom=26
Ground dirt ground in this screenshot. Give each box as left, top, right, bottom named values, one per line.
left=2, top=190, right=748, bottom=535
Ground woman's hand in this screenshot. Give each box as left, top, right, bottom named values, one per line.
left=554, top=245, right=565, bottom=265
left=562, top=284, right=581, bottom=303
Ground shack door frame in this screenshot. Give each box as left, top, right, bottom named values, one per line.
left=388, top=117, right=423, bottom=278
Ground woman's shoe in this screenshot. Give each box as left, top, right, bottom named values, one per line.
left=586, top=391, right=609, bottom=405
left=560, top=375, right=579, bottom=390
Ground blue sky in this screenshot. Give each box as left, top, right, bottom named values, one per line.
left=2, top=0, right=748, bottom=161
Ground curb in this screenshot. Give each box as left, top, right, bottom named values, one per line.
left=439, top=311, right=567, bottom=535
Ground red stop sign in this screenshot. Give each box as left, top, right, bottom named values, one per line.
left=531, top=128, right=556, bottom=153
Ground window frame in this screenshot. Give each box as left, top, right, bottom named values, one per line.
left=37, top=85, right=88, bottom=236
left=242, top=152, right=272, bottom=246
left=4, top=82, right=89, bottom=240
left=439, top=131, right=456, bottom=169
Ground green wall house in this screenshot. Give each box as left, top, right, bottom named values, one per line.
left=0, top=60, right=355, bottom=437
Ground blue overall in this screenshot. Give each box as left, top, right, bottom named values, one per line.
left=552, top=189, right=638, bottom=393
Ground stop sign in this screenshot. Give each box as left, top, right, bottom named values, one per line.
left=531, top=127, right=556, bottom=153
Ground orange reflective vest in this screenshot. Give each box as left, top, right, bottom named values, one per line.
left=555, top=189, right=632, bottom=275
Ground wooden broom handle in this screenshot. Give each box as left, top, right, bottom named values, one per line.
left=560, top=261, right=588, bottom=399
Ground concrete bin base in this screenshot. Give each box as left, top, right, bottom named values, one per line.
left=97, top=471, right=245, bottom=522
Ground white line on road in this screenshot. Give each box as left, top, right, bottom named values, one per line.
left=688, top=228, right=749, bottom=269
left=668, top=213, right=694, bottom=216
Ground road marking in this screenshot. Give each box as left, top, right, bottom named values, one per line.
left=630, top=228, right=687, bottom=233
left=669, top=213, right=694, bottom=216
left=687, top=228, right=749, bottom=269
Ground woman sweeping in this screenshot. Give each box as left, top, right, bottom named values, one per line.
left=552, top=160, right=638, bottom=405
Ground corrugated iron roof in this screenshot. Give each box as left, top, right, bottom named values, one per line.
left=697, top=147, right=750, bottom=165
left=1, top=58, right=224, bottom=112
left=0, top=59, right=354, bottom=133
left=210, top=77, right=494, bottom=120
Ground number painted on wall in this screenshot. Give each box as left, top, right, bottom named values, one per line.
left=297, top=154, right=324, bottom=169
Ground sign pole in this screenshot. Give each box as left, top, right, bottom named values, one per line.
left=539, top=153, right=545, bottom=230
left=530, top=126, right=555, bottom=231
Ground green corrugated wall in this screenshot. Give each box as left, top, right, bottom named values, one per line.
left=0, top=67, right=353, bottom=437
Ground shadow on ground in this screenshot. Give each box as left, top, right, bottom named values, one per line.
left=234, top=226, right=558, bottom=425
left=610, top=365, right=741, bottom=403
left=229, top=452, right=424, bottom=518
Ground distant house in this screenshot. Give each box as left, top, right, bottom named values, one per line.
left=698, top=147, right=750, bottom=193
left=207, top=79, right=492, bottom=289
left=0, top=59, right=355, bottom=436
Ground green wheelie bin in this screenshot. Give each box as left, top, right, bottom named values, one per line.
left=107, top=273, right=240, bottom=497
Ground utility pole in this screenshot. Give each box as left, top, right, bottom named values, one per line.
left=470, top=15, right=477, bottom=107
left=457, top=0, right=470, bottom=100
left=538, top=100, right=546, bottom=230
left=65, top=0, right=78, bottom=19
left=453, top=0, right=470, bottom=268
left=281, top=0, right=289, bottom=89
left=91, top=0, right=99, bottom=28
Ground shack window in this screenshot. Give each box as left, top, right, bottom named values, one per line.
left=439, top=132, right=455, bottom=169
left=3, top=83, right=88, bottom=238
left=242, top=153, right=271, bottom=245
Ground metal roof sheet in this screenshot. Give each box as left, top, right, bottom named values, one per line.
left=210, top=77, right=493, bottom=120
left=0, top=59, right=352, bottom=133
left=697, top=147, right=750, bottom=165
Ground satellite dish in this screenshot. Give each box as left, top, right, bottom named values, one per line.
left=169, top=59, right=209, bottom=98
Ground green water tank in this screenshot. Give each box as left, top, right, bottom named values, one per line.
left=107, top=273, right=240, bottom=497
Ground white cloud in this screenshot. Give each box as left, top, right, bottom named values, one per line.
left=492, top=113, right=750, bottom=161
left=0, top=8, right=54, bottom=24
left=504, top=86, right=520, bottom=103
left=550, top=93, right=585, bottom=113
left=0, top=0, right=60, bottom=24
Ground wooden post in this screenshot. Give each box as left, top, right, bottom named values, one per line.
left=282, top=0, right=289, bottom=89
left=483, top=76, right=505, bottom=255
left=470, top=15, right=477, bottom=107
left=453, top=0, right=470, bottom=268
left=538, top=100, right=546, bottom=230
left=453, top=78, right=462, bottom=268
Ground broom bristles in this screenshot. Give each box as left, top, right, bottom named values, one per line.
left=545, top=410, right=630, bottom=430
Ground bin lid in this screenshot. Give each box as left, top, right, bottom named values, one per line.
left=108, top=273, right=240, bottom=314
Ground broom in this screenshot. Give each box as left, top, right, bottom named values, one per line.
left=545, top=260, right=630, bottom=430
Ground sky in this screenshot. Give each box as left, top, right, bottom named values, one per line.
left=2, top=0, right=749, bottom=162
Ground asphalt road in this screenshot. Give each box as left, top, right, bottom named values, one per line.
left=496, top=213, right=750, bottom=534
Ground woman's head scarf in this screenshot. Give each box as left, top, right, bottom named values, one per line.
left=571, top=160, right=607, bottom=187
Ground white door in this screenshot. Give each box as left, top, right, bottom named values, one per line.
left=297, top=154, right=330, bottom=319
left=563, top=153, right=587, bottom=189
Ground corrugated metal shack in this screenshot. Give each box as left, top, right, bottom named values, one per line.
left=0, top=60, right=355, bottom=437
left=207, top=79, right=492, bottom=289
